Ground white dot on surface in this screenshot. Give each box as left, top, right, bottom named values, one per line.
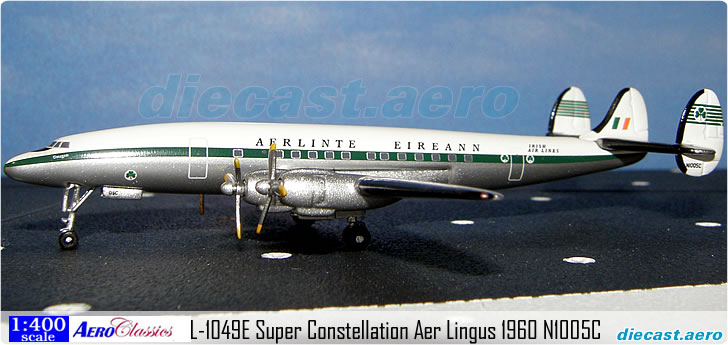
left=142, top=192, right=155, bottom=198
left=696, top=222, right=722, bottom=228
left=530, top=196, right=552, bottom=202
left=261, top=252, right=292, bottom=260
left=43, top=303, right=92, bottom=315
left=563, top=257, right=596, bottom=264
left=450, top=220, right=474, bottom=225
left=631, top=181, right=650, bottom=187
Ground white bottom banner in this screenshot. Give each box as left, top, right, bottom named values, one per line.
left=3, top=311, right=725, bottom=344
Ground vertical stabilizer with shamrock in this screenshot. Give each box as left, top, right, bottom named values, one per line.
left=676, top=89, right=724, bottom=176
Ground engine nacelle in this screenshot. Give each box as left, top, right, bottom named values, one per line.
left=241, top=170, right=292, bottom=212
left=280, top=170, right=391, bottom=210
left=241, top=169, right=397, bottom=214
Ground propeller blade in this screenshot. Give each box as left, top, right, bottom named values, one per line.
left=234, top=158, right=241, bottom=182
left=277, top=183, right=287, bottom=198
left=235, top=194, right=242, bottom=240
left=268, top=144, right=277, bottom=180
left=256, top=196, right=273, bottom=234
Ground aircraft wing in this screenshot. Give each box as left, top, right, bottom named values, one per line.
left=357, top=177, right=503, bottom=201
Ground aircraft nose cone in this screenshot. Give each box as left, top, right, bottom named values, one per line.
left=4, top=153, right=29, bottom=181
left=4, top=158, right=21, bottom=180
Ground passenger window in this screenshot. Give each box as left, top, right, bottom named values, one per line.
left=324, top=151, right=334, bottom=159
left=291, top=150, right=301, bottom=159
left=341, top=152, right=351, bottom=160
left=464, top=154, right=473, bottom=162
left=397, top=152, right=407, bottom=161
left=448, top=154, right=457, bottom=162
left=275, top=150, right=283, bottom=158
left=431, top=153, right=440, bottom=162
left=366, top=152, right=376, bottom=160
left=308, top=151, right=318, bottom=159
left=380, top=152, right=390, bottom=160
left=232, top=149, right=244, bottom=158
left=415, top=153, right=424, bottom=161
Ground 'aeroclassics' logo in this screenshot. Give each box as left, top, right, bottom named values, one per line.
left=73, top=317, right=174, bottom=338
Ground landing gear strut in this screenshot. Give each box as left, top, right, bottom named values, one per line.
left=343, top=217, right=371, bottom=251
left=59, top=184, right=94, bottom=250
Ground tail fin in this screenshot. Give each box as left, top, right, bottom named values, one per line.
left=592, top=88, right=723, bottom=177
left=676, top=89, right=723, bottom=176
left=580, top=88, right=649, bottom=142
left=547, top=86, right=591, bottom=136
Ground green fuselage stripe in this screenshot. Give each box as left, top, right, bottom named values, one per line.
left=5, top=146, right=621, bottom=168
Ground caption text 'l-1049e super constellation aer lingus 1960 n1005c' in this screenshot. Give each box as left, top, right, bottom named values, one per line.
left=3, top=87, right=724, bottom=251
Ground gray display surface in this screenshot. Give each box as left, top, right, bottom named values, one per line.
left=2, top=171, right=725, bottom=311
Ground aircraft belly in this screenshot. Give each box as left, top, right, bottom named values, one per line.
left=452, top=152, right=646, bottom=189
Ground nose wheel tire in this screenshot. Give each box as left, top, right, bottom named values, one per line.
left=59, top=231, right=78, bottom=250
left=343, top=221, right=371, bottom=251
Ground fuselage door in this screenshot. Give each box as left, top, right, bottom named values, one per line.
left=188, top=137, right=208, bottom=179
left=501, top=154, right=525, bottom=182
left=503, top=154, right=535, bottom=182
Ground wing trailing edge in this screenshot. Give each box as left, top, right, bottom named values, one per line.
left=357, top=177, right=503, bottom=201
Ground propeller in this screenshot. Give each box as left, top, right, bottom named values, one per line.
left=220, top=157, right=244, bottom=239
left=220, top=144, right=288, bottom=238
left=255, top=144, right=287, bottom=234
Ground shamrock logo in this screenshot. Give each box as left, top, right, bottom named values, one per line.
left=695, top=107, right=706, bottom=121
left=124, top=170, right=137, bottom=181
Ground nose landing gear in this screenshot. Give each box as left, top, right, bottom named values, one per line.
left=58, top=184, right=95, bottom=250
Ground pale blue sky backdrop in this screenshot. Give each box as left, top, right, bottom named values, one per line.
left=2, top=2, right=726, bottom=170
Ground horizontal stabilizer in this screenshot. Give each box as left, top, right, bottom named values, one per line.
left=597, top=138, right=715, bottom=162
left=358, top=177, right=503, bottom=201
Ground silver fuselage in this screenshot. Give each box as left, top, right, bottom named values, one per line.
left=4, top=122, right=644, bottom=198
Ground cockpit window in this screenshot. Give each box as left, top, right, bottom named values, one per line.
left=37, top=140, right=71, bottom=150
left=32, top=140, right=69, bottom=152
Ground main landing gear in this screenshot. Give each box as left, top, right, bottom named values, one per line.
left=343, top=217, right=371, bottom=251
left=58, top=184, right=94, bottom=250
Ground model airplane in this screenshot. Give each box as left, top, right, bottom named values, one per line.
left=3, top=87, right=723, bottom=250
